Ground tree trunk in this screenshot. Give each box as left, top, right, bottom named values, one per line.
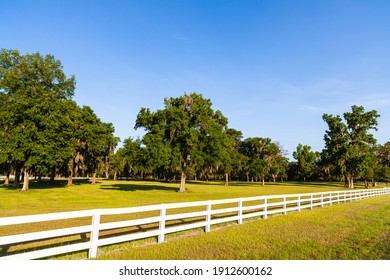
left=225, top=173, right=229, bottom=186
left=92, top=172, right=97, bottom=185
left=67, top=168, right=73, bottom=186
left=364, top=180, right=369, bottom=189
left=105, top=163, right=109, bottom=179
left=246, top=174, right=249, bottom=182
left=50, top=167, right=56, bottom=184
left=178, top=171, right=186, bottom=193
left=5, top=170, right=10, bottom=185
left=113, top=171, right=117, bottom=181
left=261, top=176, right=265, bottom=186
left=21, top=169, right=29, bottom=192
left=346, top=176, right=354, bottom=188
left=13, top=168, right=21, bottom=187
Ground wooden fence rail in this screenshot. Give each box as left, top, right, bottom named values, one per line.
left=0, top=187, right=389, bottom=260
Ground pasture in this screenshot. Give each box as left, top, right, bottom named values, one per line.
left=0, top=179, right=389, bottom=259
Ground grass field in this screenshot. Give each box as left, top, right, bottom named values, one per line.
left=0, top=179, right=368, bottom=217
left=0, top=179, right=389, bottom=260
left=96, top=195, right=390, bottom=260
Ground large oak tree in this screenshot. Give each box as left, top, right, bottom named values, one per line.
left=322, top=105, right=380, bottom=188
left=135, top=93, right=229, bottom=192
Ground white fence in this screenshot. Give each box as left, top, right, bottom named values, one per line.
left=0, top=188, right=389, bottom=260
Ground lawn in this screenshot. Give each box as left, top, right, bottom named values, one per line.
left=0, top=179, right=389, bottom=260
left=0, top=179, right=363, bottom=217
left=96, top=195, right=390, bottom=260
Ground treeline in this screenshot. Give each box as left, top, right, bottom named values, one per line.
left=112, top=99, right=390, bottom=191
left=1, top=49, right=389, bottom=192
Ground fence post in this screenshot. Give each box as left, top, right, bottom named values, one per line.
left=158, top=204, right=166, bottom=243
left=263, top=198, right=268, bottom=219
left=238, top=199, right=243, bottom=224
left=320, top=193, right=324, bottom=208
left=89, top=210, right=101, bottom=258
left=283, top=197, right=287, bottom=215
left=205, top=201, right=211, bottom=232
left=310, top=194, right=313, bottom=210
left=297, top=195, right=301, bottom=212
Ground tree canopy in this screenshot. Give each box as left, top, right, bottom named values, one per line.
left=135, top=93, right=231, bottom=192
left=0, top=49, right=117, bottom=190
left=322, top=105, right=380, bottom=188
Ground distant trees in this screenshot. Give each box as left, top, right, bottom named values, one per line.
left=322, top=105, right=380, bottom=188
left=293, top=144, right=317, bottom=181
left=239, top=137, right=287, bottom=185
left=0, top=49, right=117, bottom=190
left=374, top=142, right=390, bottom=186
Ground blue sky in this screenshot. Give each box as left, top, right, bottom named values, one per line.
left=1, top=0, right=389, bottom=159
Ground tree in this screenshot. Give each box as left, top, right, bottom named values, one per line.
left=121, top=137, right=143, bottom=179
left=292, top=144, right=317, bottom=181
left=376, top=142, right=390, bottom=185
left=222, top=128, right=243, bottom=186
left=0, top=49, right=76, bottom=191
left=322, top=105, right=380, bottom=188
left=135, top=93, right=229, bottom=192
left=76, top=106, right=118, bottom=185
left=239, top=137, right=284, bottom=186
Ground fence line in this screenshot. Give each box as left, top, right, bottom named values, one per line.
left=0, top=187, right=389, bottom=260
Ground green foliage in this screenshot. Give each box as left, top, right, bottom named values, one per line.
left=375, top=142, right=390, bottom=183
left=0, top=49, right=76, bottom=190
left=239, top=137, right=287, bottom=185
left=135, top=93, right=230, bottom=192
left=293, top=144, right=317, bottom=181
left=0, top=49, right=117, bottom=189
left=322, top=105, right=380, bottom=188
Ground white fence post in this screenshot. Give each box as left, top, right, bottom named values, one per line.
left=205, top=201, right=211, bottom=232
left=89, top=210, right=101, bottom=258
left=310, top=194, right=313, bottom=210
left=263, top=198, right=268, bottom=219
left=158, top=204, right=166, bottom=243
left=238, top=199, right=243, bottom=225
left=297, top=195, right=301, bottom=212
left=283, top=197, right=287, bottom=215
left=320, top=193, right=324, bottom=208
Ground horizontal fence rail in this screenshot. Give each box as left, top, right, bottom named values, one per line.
left=0, top=187, right=389, bottom=260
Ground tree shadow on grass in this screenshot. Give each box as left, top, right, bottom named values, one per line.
left=0, top=178, right=92, bottom=190
left=282, top=181, right=347, bottom=188
left=101, top=183, right=179, bottom=192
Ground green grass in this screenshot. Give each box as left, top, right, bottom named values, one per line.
left=0, top=179, right=389, bottom=260
left=0, top=179, right=366, bottom=217
left=96, top=195, right=390, bottom=260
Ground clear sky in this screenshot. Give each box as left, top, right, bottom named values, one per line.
left=1, top=0, right=389, bottom=159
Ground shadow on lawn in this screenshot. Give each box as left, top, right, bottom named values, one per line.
left=0, top=178, right=91, bottom=190
left=101, top=183, right=179, bottom=192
